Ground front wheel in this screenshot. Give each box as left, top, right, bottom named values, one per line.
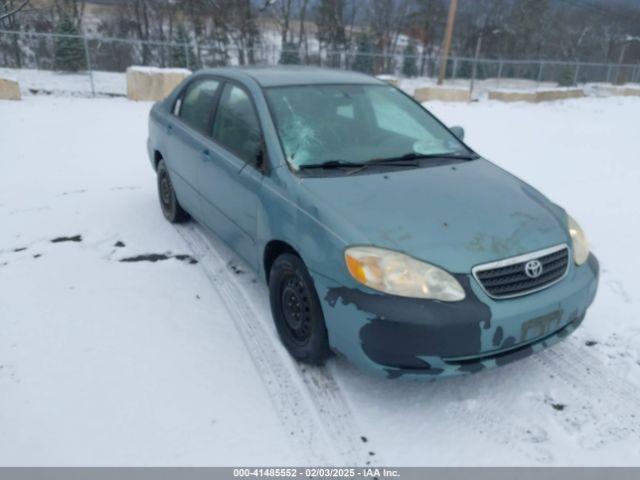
left=157, top=159, right=189, bottom=223
left=269, top=254, right=331, bottom=364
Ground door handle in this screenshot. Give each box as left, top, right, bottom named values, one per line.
left=201, top=149, right=211, bottom=162
left=166, top=124, right=173, bottom=135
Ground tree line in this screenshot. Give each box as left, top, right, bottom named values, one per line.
left=1, top=0, right=639, bottom=78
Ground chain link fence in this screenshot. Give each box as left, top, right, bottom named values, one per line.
left=1, top=29, right=639, bottom=97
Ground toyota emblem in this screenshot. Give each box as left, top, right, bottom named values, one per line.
left=524, top=259, right=543, bottom=279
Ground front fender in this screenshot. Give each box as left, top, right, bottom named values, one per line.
left=255, top=167, right=368, bottom=285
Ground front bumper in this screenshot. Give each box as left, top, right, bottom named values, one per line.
left=312, top=253, right=599, bottom=379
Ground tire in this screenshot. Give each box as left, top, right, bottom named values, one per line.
left=269, top=253, right=331, bottom=364
left=157, top=159, right=189, bottom=223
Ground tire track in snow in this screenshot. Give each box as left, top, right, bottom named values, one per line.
left=175, top=222, right=375, bottom=466
left=444, top=335, right=640, bottom=462
left=533, top=340, right=640, bottom=448
left=444, top=375, right=556, bottom=464
left=295, top=362, right=378, bottom=466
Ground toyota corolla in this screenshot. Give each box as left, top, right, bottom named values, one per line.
left=147, top=66, right=599, bottom=379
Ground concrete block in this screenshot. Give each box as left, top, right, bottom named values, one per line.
left=596, top=85, right=640, bottom=97
left=414, top=86, right=471, bottom=103
left=0, top=77, right=21, bottom=100
left=488, top=88, right=585, bottom=103
left=488, top=90, right=537, bottom=103
left=126, top=66, right=191, bottom=101
left=535, top=88, right=584, bottom=102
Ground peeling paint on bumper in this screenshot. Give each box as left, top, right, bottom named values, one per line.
left=311, top=253, right=599, bottom=380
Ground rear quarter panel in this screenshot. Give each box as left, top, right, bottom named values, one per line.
left=147, top=102, right=167, bottom=169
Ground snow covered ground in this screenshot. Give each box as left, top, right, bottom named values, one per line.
left=5, top=67, right=639, bottom=102
left=0, top=66, right=586, bottom=99
left=1, top=93, right=640, bottom=466
left=0, top=68, right=126, bottom=96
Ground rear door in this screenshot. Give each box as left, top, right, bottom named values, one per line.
left=197, top=82, right=266, bottom=269
left=164, top=77, right=221, bottom=219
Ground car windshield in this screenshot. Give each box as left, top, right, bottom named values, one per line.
left=264, top=84, right=471, bottom=168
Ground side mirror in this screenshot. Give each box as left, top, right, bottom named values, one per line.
left=450, top=126, right=465, bottom=141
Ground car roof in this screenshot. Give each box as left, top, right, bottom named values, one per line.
left=197, top=66, right=384, bottom=88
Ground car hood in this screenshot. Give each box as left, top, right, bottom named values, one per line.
left=298, top=158, right=569, bottom=273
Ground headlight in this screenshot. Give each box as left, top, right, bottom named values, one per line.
left=568, top=214, right=589, bottom=265
left=344, top=246, right=465, bottom=301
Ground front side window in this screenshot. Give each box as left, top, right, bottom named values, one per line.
left=265, top=84, right=470, bottom=168
left=212, top=84, right=262, bottom=165
left=177, top=79, right=220, bottom=135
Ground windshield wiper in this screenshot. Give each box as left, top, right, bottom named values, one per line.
left=370, top=152, right=479, bottom=163
left=298, top=160, right=365, bottom=170
left=298, top=159, right=418, bottom=170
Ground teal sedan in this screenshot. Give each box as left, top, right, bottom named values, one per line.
left=147, top=66, right=599, bottom=379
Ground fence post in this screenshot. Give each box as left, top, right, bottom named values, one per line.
left=469, top=58, right=477, bottom=97
left=606, top=64, right=613, bottom=83
left=537, top=61, right=545, bottom=85
left=34, top=33, right=41, bottom=69
left=497, top=60, right=503, bottom=87
left=451, top=58, right=458, bottom=79
left=82, top=31, right=96, bottom=97
left=193, top=37, right=200, bottom=68
left=573, top=62, right=581, bottom=86
left=183, top=42, right=190, bottom=69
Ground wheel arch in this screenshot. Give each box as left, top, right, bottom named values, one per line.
left=153, top=149, right=164, bottom=170
left=263, top=240, right=300, bottom=282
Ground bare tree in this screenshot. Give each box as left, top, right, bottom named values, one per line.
left=344, top=0, right=358, bottom=54
left=408, top=0, right=447, bottom=76
left=0, top=0, right=29, bottom=22
left=121, top=0, right=153, bottom=64
left=4, top=0, right=640, bottom=75
left=270, top=0, right=294, bottom=44
left=53, top=0, right=85, bottom=28
left=368, top=0, right=413, bottom=73
left=297, top=0, right=310, bottom=59
left=316, top=0, right=347, bottom=67
left=0, top=0, right=31, bottom=67
left=231, top=0, right=259, bottom=65
left=191, top=0, right=260, bottom=67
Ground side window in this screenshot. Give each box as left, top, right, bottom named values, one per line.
left=212, top=84, right=262, bottom=165
left=177, top=79, right=220, bottom=135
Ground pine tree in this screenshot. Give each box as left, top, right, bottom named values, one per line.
left=402, top=40, right=418, bottom=78
left=54, top=12, right=86, bottom=72
left=352, top=33, right=374, bottom=74
left=558, top=67, right=575, bottom=87
left=280, top=41, right=301, bottom=65
left=171, top=24, right=196, bottom=68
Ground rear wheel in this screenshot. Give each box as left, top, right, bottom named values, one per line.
left=269, top=253, right=331, bottom=364
left=157, top=159, right=189, bottom=223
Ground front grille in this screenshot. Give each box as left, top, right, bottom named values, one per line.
left=473, top=244, right=570, bottom=299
